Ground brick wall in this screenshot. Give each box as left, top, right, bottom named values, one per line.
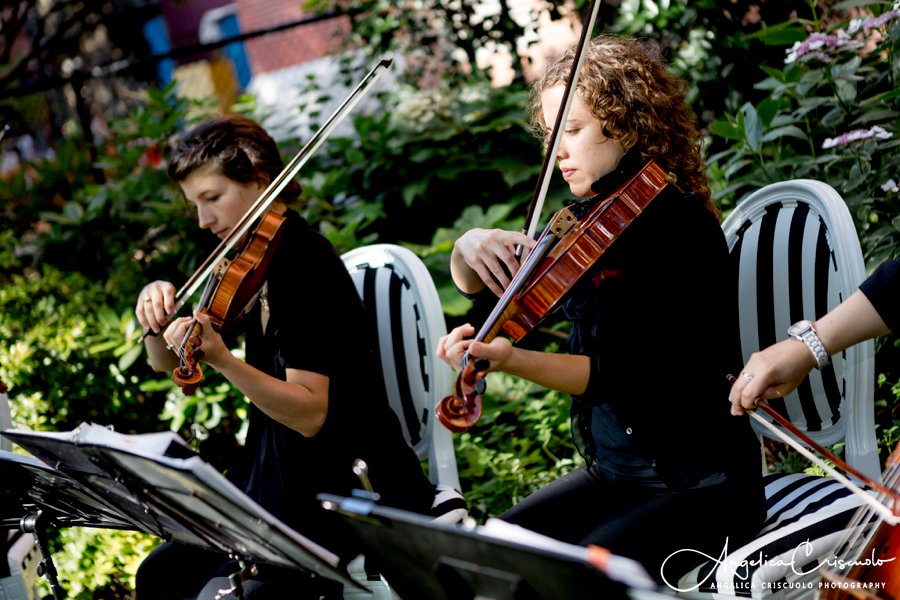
left=234, top=0, right=350, bottom=75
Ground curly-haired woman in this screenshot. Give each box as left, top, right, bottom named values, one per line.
left=438, top=35, right=765, bottom=582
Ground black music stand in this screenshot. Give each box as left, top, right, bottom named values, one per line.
left=318, top=493, right=677, bottom=600
left=0, top=449, right=137, bottom=600
left=1, top=424, right=362, bottom=597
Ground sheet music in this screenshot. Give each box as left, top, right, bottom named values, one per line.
left=480, top=518, right=590, bottom=562
left=5, top=422, right=193, bottom=457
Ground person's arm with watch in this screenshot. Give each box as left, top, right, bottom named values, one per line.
left=729, top=289, right=890, bottom=416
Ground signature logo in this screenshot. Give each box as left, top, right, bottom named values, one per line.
left=660, top=538, right=896, bottom=593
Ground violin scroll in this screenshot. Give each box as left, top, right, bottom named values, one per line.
left=172, top=323, right=204, bottom=395
left=435, top=356, right=488, bottom=433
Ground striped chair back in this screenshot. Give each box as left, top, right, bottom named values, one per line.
left=341, top=244, right=461, bottom=491
left=722, top=179, right=878, bottom=479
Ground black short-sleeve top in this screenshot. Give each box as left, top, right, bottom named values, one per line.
left=226, top=210, right=435, bottom=550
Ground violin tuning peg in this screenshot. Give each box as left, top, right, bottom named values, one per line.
left=191, top=349, right=205, bottom=361
left=189, top=336, right=202, bottom=347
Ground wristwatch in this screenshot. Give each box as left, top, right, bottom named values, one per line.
left=787, top=320, right=830, bottom=369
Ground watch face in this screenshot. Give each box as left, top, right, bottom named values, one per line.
left=788, top=320, right=812, bottom=337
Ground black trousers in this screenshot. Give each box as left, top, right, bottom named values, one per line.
left=135, top=541, right=344, bottom=600
left=500, top=465, right=765, bottom=585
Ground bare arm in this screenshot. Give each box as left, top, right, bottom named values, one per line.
left=436, top=323, right=590, bottom=396
left=729, top=290, right=890, bottom=415
left=207, top=351, right=329, bottom=437
left=164, top=312, right=329, bottom=437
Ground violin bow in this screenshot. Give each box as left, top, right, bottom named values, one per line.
left=519, top=0, right=602, bottom=251
left=140, top=58, right=393, bottom=341
left=745, top=397, right=900, bottom=524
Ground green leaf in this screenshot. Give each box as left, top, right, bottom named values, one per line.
left=741, top=103, right=763, bottom=153
left=709, top=119, right=742, bottom=141
left=401, top=180, right=429, bottom=207
left=759, top=66, right=787, bottom=83
left=756, top=98, right=781, bottom=128
left=117, top=344, right=144, bottom=371
left=834, top=0, right=892, bottom=9
left=761, top=125, right=808, bottom=142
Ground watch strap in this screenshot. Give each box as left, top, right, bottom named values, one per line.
left=790, top=322, right=830, bottom=369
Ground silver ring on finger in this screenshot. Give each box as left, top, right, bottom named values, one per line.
left=742, top=372, right=754, bottom=382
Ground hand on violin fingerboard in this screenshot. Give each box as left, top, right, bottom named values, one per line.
left=451, top=228, right=535, bottom=297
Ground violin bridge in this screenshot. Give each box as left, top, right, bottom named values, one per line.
left=550, top=207, right=577, bottom=238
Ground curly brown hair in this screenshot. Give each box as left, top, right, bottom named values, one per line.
left=529, top=35, right=716, bottom=218
left=168, top=115, right=301, bottom=204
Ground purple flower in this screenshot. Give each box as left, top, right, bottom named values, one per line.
left=848, top=10, right=900, bottom=34
left=784, top=29, right=862, bottom=65
left=822, top=126, right=893, bottom=149
left=785, top=30, right=862, bottom=64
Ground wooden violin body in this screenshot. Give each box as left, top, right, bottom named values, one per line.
left=435, top=160, right=671, bottom=432
left=172, top=211, right=287, bottom=394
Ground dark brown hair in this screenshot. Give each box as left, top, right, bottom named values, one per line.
left=168, top=115, right=301, bottom=203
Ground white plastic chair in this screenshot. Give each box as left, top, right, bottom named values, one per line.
left=677, top=180, right=880, bottom=597
left=341, top=243, right=462, bottom=493
left=340, top=244, right=466, bottom=600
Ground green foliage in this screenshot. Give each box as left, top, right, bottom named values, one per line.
left=0, top=265, right=149, bottom=431
left=607, top=1, right=813, bottom=137
left=47, top=528, right=158, bottom=600
left=875, top=367, right=900, bottom=457
left=706, top=3, right=900, bottom=266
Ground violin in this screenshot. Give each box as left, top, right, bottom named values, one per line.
left=171, top=210, right=286, bottom=394
left=140, top=59, right=394, bottom=393
left=435, top=160, right=672, bottom=432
